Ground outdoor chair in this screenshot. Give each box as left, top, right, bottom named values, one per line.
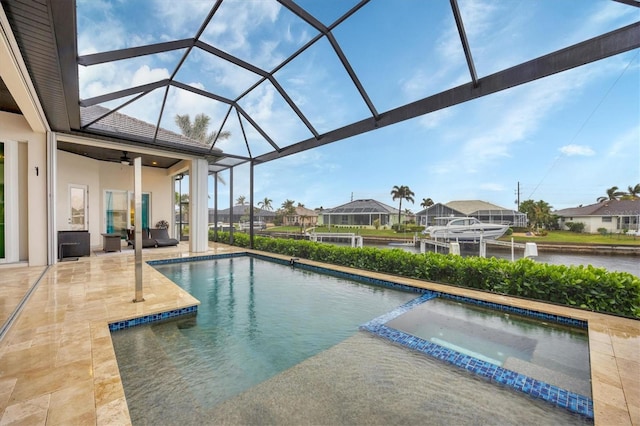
left=127, top=228, right=157, bottom=248
left=149, top=228, right=179, bottom=247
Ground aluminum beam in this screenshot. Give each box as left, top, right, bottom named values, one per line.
left=450, top=0, right=478, bottom=87
left=78, top=39, right=195, bottom=66
left=254, top=22, right=640, bottom=164
left=49, top=0, right=80, bottom=129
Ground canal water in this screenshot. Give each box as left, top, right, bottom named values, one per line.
left=345, top=242, right=639, bottom=277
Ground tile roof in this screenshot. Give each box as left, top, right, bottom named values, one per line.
left=81, top=105, right=222, bottom=153
left=293, top=206, right=318, bottom=217
left=444, top=200, right=508, bottom=215
left=555, top=199, right=640, bottom=216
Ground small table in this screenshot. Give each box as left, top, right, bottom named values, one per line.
left=101, top=233, right=122, bottom=252
left=58, top=242, right=79, bottom=261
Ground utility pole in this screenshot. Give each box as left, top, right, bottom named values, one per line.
left=515, top=182, right=521, bottom=210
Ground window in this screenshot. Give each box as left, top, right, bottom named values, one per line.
left=105, top=190, right=150, bottom=238
left=602, top=217, right=612, bottom=223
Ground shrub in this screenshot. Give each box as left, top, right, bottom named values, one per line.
left=212, top=232, right=640, bottom=318
left=598, top=227, right=608, bottom=236
left=565, top=222, right=585, bottom=233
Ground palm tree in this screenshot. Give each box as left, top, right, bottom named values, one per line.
left=623, top=183, right=640, bottom=200
left=175, top=113, right=230, bottom=184
left=236, top=195, right=246, bottom=206
left=420, top=198, right=434, bottom=209
left=258, top=197, right=273, bottom=211
left=278, top=199, right=296, bottom=226
left=597, top=186, right=625, bottom=203
left=519, top=199, right=553, bottom=230
left=281, top=199, right=296, bottom=215
left=174, top=113, right=230, bottom=146
left=390, top=185, right=415, bottom=226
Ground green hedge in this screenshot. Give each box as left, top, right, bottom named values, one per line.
left=211, top=232, right=640, bottom=318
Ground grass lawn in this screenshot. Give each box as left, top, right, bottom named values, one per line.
left=261, top=226, right=640, bottom=246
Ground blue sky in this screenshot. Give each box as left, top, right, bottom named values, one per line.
left=76, top=0, right=639, bottom=212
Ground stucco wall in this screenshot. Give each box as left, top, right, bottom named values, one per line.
left=560, top=216, right=618, bottom=233
left=0, top=111, right=47, bottom=265
left=56, top=150, right=173, bottom=248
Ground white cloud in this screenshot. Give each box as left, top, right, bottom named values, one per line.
left=131, top=65, right=170, bottom=87
left=201, top=0, right=282, bottom=61
left=152, top=0, right=213, bottom=38
left=559, top=144, right=595, bottom=156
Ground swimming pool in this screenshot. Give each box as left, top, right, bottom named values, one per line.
left=111, top=253, right=592, bottom=424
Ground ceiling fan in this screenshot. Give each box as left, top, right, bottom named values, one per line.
left=120, top=151, right=131, bottom=165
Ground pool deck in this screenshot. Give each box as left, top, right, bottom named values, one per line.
left=0, top=242, right=638, bottom=425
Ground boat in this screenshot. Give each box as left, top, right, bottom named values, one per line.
left=423, top=217, right=509, bottom=241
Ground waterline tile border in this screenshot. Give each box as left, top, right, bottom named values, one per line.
left=108, top=306, right=198, bottom=332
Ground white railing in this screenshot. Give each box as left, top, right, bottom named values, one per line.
left=309, top=232, right=363, bottom=248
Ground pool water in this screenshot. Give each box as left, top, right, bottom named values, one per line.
left=385, top=297, right=591, bottom=397
left=111, top=255, right=593, bottom=424
left=112, top=257, right=417, bottom=423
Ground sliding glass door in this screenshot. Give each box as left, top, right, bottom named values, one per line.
left=105, top=190, right=150, bottom=238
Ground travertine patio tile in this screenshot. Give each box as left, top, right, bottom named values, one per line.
left=0, top=242, right=637, bottom=425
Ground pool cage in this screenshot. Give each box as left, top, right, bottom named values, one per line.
left=418, top=206, right=528, bottom=228
left=472, top=210, right=528, bottom=228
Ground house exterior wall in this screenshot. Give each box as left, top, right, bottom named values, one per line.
left=0, top=111, right=47, bottom=265
left=558, top=215, right=633, bottom=233
left=57, top=150, right=173, bottom=248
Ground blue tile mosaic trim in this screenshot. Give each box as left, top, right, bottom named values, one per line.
left=147, top=251, right=248, bottom=265
left=365, top=324, right=593, bottom=419
left=250, top=253, right=428, bottom=294
left=108, top=305, right=198, bottom=332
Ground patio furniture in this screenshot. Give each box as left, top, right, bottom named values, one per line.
left=58, top=242, right=78, bottom=261
left=101, top=233, right=122, bottom=252
left=127, top=229, right=157, bottom=248
left=58, top=230, right=90, bottom=258
left=149, top=228, right=179, bottom=247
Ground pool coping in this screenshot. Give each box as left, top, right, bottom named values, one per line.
left=142, top=251, right=594, bottom=419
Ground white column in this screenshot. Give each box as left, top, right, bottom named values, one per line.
left=27, top=134, right=47, bottom=266
left=190, top=158, right=209, bottom=252
left=133, top=157, right=144, bottom=302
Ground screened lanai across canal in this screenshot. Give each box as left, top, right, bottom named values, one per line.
left=320, top=199, right=400, bottom=227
